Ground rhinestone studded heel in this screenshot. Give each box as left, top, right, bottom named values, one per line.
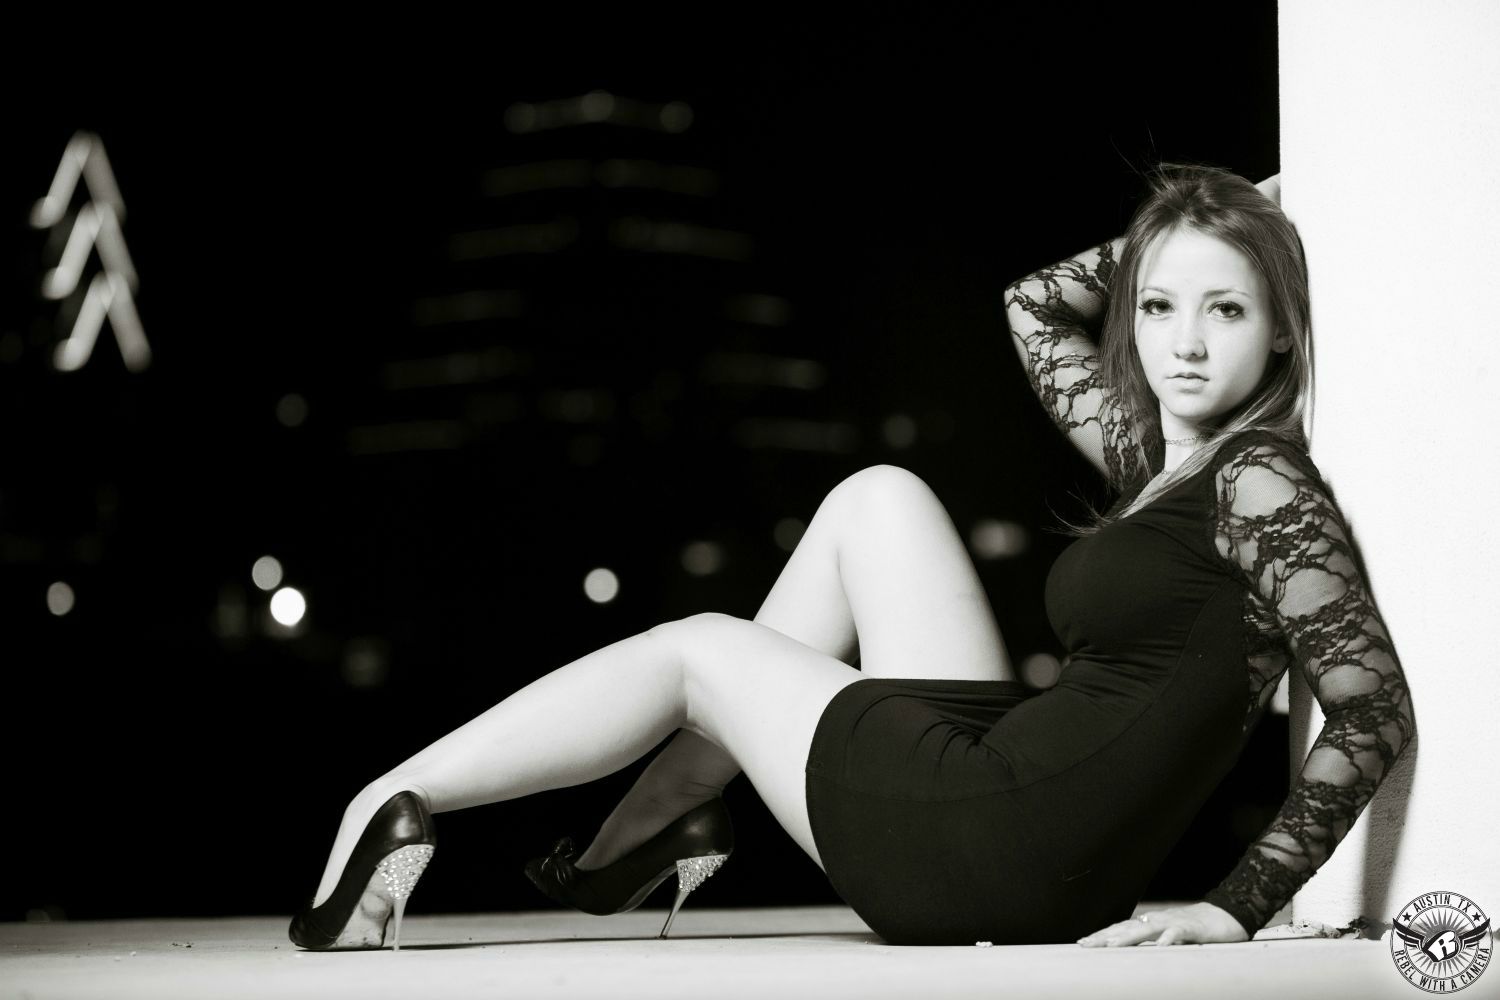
left=377, top=844, right=435, bottom=950
left=289, top=791, right=437, bottom=951
left=658, top=854, right=729, bottom=938
left=523, top=797, right=733, bottom=938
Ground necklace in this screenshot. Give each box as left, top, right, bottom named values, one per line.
left=1163, top=433, right=1209, bottom=446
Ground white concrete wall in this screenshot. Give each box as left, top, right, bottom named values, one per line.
left=1279, top=0, right=1500, bottom=933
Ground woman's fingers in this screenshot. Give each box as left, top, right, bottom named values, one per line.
left=1155, top=925, right=1187, bottom=946
left=1077, top=916, right=1162, bottom=947
left=1076, top=902, right=1247, bottom=947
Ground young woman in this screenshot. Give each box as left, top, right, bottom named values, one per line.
left=290, top=165, right=1414, bottom=950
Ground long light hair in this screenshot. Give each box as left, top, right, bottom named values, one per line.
left=1066, top=164, right=1315, bottom=535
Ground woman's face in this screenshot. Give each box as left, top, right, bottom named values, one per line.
left=1134, top=226, right=1290, bottom=434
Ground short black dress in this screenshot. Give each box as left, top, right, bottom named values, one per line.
left=802, top=431, right=1412, bottom=944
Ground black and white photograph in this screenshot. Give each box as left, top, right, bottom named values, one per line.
left=2, top=3, right=1496, bottom=998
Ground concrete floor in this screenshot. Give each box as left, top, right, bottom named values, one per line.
left=0, top=905, right=1476, bottom=1000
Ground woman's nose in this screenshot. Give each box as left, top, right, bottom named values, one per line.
left=1172, top=318, right=1206, bottom=358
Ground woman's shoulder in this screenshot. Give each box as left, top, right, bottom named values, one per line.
left=1207, top=428, right=1340, bottom=522
left=1209, top=427, right=1317, bottom=476
left=1210, top=426, right=1307, bottom=456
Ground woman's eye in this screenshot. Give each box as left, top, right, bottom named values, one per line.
left=1138, top=298, right=1171, bottom=316
left=1211, top=301, right=1244, bottom=318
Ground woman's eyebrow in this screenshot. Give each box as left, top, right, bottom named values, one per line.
left=1138, top=285, right=1251, bottom=297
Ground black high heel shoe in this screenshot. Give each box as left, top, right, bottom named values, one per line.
left=289, top=790, right=437, bottom=951
left=524, top=797, right=733, bottom=938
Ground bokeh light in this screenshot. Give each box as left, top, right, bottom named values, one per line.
left=270, top=587, right=307, bottom=627
left=251, top=555, right=284, bottom=591
left=580, top=90, right=615, bottom=122
left=213, top=585, right=249, bottom=640
left=681, top=541, right=726, bottom=576
left=882, top=413, right=918, bottom=449
left=773, top=517, right=807, bottom=552
left=659, top=101, right=694, bottom=132
left=583, top=568, right=620, bottom=604
left=1021, top=652, right=1062, bottom=689
left=23, top=905, right=66, bottom=923
left=504, top=102, right=537, bottom=133
left=46, top=581, right=75, bottom=616
left=276, top=393, right=309, bottom=428
left=970, top=518, right=1029, bottom=560
left=343, top=638, right=391, bottom=689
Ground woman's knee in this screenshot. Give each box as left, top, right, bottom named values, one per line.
left=645, top=611, right=744, bottom=654
left=644, top=614, right=754, bottom=731
left=824, top=464, right=940, bottom=529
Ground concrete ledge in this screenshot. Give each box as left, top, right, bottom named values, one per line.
left=0, top=906, right=1429, bottom=1000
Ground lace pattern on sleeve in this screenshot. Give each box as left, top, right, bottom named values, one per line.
left=1202, top=434, right=1415, bottom=936
left=1240, top=591, right=1292, bottom=733
left=1004, top=242, right=1144, bottom=485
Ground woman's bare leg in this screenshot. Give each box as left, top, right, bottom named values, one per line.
left=754, top=464, right=1013, bottom=680
left=311, top=614, right=860, bottom=906
left=574, top=464, right=1014, bottom=869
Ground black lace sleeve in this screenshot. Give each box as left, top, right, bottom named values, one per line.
left=1202, top=434, right=1416, bottom=937
left=1003, top=240, right=1144, bottom=485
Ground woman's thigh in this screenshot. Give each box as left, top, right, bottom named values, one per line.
left=653, top=613, right=863, bottom=871
left=757, top=465, right=1015, bottom=682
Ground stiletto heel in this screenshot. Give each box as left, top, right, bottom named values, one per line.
left=392, top=896, right=407, bottom=951
left=289, top=791, right=437, bottom=951
left=524, top=797, right=734, bottom=938
left=658, top=854, right=729, bottom=938
left=379, top=843, right=435, bottom=951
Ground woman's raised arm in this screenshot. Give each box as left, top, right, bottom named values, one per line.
left=1003, top=238, right=1141, bottom=484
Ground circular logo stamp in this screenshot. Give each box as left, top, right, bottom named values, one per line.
left=1390, top=891, right=1492, bottom=993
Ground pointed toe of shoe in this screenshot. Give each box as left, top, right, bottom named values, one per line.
left=288, top=908, right=332, bottom=950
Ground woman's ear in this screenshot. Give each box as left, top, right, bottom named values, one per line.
left=1271, top=328, right=1293, bottom=353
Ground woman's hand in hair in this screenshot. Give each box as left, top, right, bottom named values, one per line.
left=1254, top=173, right=1282, bottom=206
left=1075, top=901, right=1251, bottom=947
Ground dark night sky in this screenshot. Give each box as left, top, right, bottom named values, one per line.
left=2, top=5, right=1286, bottom=921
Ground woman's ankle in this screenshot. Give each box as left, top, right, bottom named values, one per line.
left=355, top=775, right=433, bottom=816
left=313, top=779, right=433, bottom=907
left=574, top=787, right=719, bottom=870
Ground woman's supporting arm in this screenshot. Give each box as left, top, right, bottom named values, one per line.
left=1003, top=238, right=1141, bottom=484
left=1202, top=434, right=1417, bottom=937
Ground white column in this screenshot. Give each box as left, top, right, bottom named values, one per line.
left=1279, top=0, right=1500, bottom=933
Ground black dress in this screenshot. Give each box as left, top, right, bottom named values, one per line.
left=802, top=429, right=1414, bottom=945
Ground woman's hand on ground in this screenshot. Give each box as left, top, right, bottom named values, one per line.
left=1076, top=901, right=1250, bottom=947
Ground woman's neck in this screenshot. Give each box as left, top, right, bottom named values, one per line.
left=1159, top=412, right=1210, bottom=475
left=1160, top=446, right=1198, bottom=475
